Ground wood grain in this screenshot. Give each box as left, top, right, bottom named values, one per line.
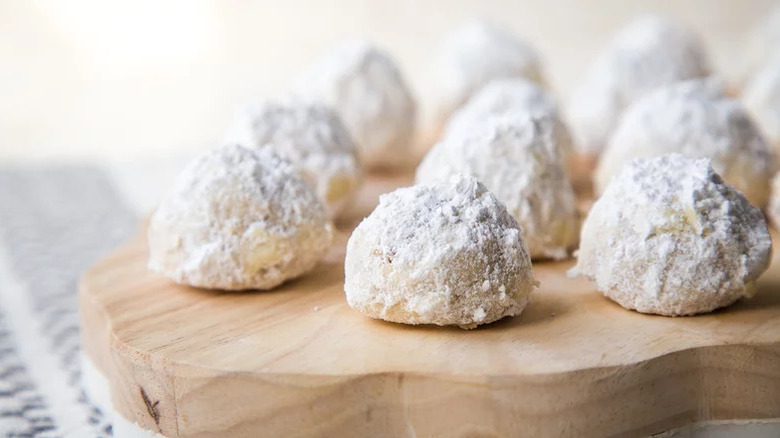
left=80, top=172, right=780, bottom=438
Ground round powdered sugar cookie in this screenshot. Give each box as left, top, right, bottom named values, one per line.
left=571, top=154, right=772, bottom=316
left=148, top=144, right=332, bottom=290
left=292, top=40, right=417, bottom=169
left=416, top=114, right=579, bottom=260
left=443, top=78, right=573, bottom=172
left=437, top=21, right=543, bottom=120
left=567, top=15, right=710, bottom=157
left=344, top=174, right=536, bottom=329
left=596, top=79, right=776, bottom=207
left=224, top=100, right=361, bottom=217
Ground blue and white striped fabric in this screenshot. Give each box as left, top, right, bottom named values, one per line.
left=0, top=163, right=175, bottom=437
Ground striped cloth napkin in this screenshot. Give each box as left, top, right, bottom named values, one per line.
left=0, top=160, right=181, bottom=438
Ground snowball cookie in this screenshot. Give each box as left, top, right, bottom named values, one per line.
left=148, top=144, right=333, bottom=290
left=437, top=21, right=543, bottom=120
left=344, top=174, right=535, bottom=329
left=224, top=100, right=361, bottom=217
left=743, top=59, right=780, bottom=152
left=595, top=79, right=776, bottom=208
left=416, top=114, right=579, bottom=260
left=568, top=15, right=711, bottom=157
left=292, top=40, right=417, bottom=169
left=571, top=154, right=772, bottom=316
left=443, top=78, right=573, bottom=171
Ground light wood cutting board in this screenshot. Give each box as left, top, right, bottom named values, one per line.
left=79, top=171, right=780, bottom=438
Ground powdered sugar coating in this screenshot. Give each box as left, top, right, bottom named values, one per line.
left=344, top=175, right=535, bottom=329
left=568, top=15, right=711, bottom=156
left=743, top=59, right=780, bottom=153
left=437, top=21, right=543, bottom=120
left=596, top=79, right=776, bottom=207
left=417, top=114, right=579, bottom=260
left=224, top=100, right=361, bottom=217
left=292, top=41, right=417, bottom=168
left=571, top=154, right=772, bottom=316
left=444, top=78, right=573, bottom=171
left=148, top=144, right=332, bottom=290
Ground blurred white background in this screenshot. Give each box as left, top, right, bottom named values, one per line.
left=0, top=0, right=776, bottom=163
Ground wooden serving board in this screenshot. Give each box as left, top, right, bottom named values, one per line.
left=80, top=172, right=780, bottom=438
